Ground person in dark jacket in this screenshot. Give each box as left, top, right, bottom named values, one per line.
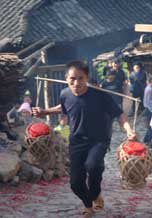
left=102, top=70, right=122, bottom=108
left=111, top=60, right=128, bottom=93
left=130, top=62, right=147, bottom=113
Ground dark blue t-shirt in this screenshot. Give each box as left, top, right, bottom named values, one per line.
left=60, top=87, right=123, bottom=146
left=102, top=80, right=122, bottom=105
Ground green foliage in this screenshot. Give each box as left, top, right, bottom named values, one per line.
left=95, top=61, right=107, bottom=81
left=121, top=62, right=129, bottom=78
left=96, top=61, right=129, bottom=80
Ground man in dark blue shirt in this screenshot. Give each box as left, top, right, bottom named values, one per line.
left=33, top=60, right=136, bottom=218
left=102, top=70, right=122, bottom=108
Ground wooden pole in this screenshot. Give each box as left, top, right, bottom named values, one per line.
left=23, top=42, right=55, bottom=62
left=135, top=24, right=152, bottom=32
left=44, top=76, right=51, bottom=124
left=36, top=79, right=42, bottom=107
left=24, top=56, right=42, bottom=77
left=42, top=49, right=51, bottom=124
left=35, top=76, right=141, bottom=103
left=16, top=37, right=48, bottom=56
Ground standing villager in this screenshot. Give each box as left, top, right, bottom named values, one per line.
left=143, top=76, right=152, bottom=144
left=102, top=70, right=122, bottom=108
left=102, top=59, right=113, bottom=77
left=32, top=60, right=136, bottom=218
left=129, top=63, right=147, bottom=114
left=111, top=60, right=128, bottom=109
left=111, top=60, right=128, bottom=93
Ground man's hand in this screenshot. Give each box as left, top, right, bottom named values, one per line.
left=126, top=128, right=136, bottom=141
left=32, top=104, right=62, bottom=117
left=119, top=113, right=137, bottom=141
left=32, top=107, right=46, bottom=118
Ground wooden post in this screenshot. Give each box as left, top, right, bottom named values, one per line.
left=36, top=78, right=42, bottom=107
left=42, top=50, right=51, bottom=124
left=44, top=76, right=51, bottom=124
left=135, top=24, right=152, bottom=32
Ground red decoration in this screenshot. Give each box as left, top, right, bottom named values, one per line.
left=118, top=141, right=146, bottom=160
left=27, top=122, right=51, bottom=138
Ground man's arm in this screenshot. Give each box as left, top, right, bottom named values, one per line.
left=32, top=104, right=62, bottom=117
left=118, top=113, right=136, bottom=140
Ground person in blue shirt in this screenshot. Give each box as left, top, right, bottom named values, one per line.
left=102, top=70, right=122, bottom=108
left=129, top=62, right=147, bottom=114
left=33, top=60, right=136, bottom=218
left=143, top=76, right=152, bottom=144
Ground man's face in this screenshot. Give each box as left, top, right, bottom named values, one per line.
left=65, top=67, right=89, bottom=96
left=112, top=62, right=119, bottom=70
left=133, top=65, right=140, bottom=73
left=60, top=117, right=68, bottom=126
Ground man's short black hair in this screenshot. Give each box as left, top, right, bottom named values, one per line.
left=133, top=62, right=143, bottom=69
left=65, top=60, right=89, bottom=76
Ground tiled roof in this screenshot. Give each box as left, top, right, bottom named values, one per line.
left=0, top=0, right=152, bottom=45
left=0, top=0, right=41, bottom=43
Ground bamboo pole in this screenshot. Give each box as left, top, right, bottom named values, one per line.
left=43, top=49, right=50, bottom=124
left=36, top=79, right=42, bottom=107
left=44, top=76, right=51, bottom=124
left=35, top=76, right=141, bottom=103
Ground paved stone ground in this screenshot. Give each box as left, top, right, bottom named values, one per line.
left=0, top=116, right=152, bottom=218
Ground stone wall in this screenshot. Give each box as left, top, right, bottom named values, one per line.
left=0, top=130, right=69, bottom=185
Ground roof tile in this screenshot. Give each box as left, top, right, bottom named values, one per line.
left=0, top=0, right=152, bottom=45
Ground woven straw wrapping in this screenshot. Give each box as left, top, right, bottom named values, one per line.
left=118, top=141, right=152, bottom=187
left=25, top=132, right=52, bottom=161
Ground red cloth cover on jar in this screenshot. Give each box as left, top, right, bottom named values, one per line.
left=27, top=122, right=51, bottom=138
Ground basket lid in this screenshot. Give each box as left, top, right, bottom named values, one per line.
left=27, top=122, right=51, bottom=138
left=122, top=141, right=146, bottom=156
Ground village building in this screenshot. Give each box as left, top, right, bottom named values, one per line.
left=94, top=34, right=152, bottom=75
left=0, top=0, right=152, bottom=112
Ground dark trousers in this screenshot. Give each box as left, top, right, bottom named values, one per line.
left=144, top=108, right=152, bottom=144
left=69, top=142, right=107, bottom=208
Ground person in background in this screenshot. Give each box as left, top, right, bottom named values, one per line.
left=17, top=102, right=32, bottom=126
left=129, top=62, right=147, bottom=114
left=7, top=101, right=21, bottom=124
left=23, top=90, right=32, bottom=106
left=102, top=70, right=123, bottom=151
left=32, top=60, right=136, bottom=218
left=148, top=117, right=152, bottom=148
left=103, top=59, right=113, bottom=77
left=102, top=70, right=122, bottom=108
left=143, top=76, right=152, bottom=144
left=111, top=60, right=128, bottom=93
left=54, top=115, right=70, bottom=142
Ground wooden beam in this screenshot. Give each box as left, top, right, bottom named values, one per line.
left=23, top=42, right=55, bottom=62
left=16, top=37, right=49, bottom=56
left=33, top=64, right=66, bottom=73
left=135, top=24, right=152, bottom=32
